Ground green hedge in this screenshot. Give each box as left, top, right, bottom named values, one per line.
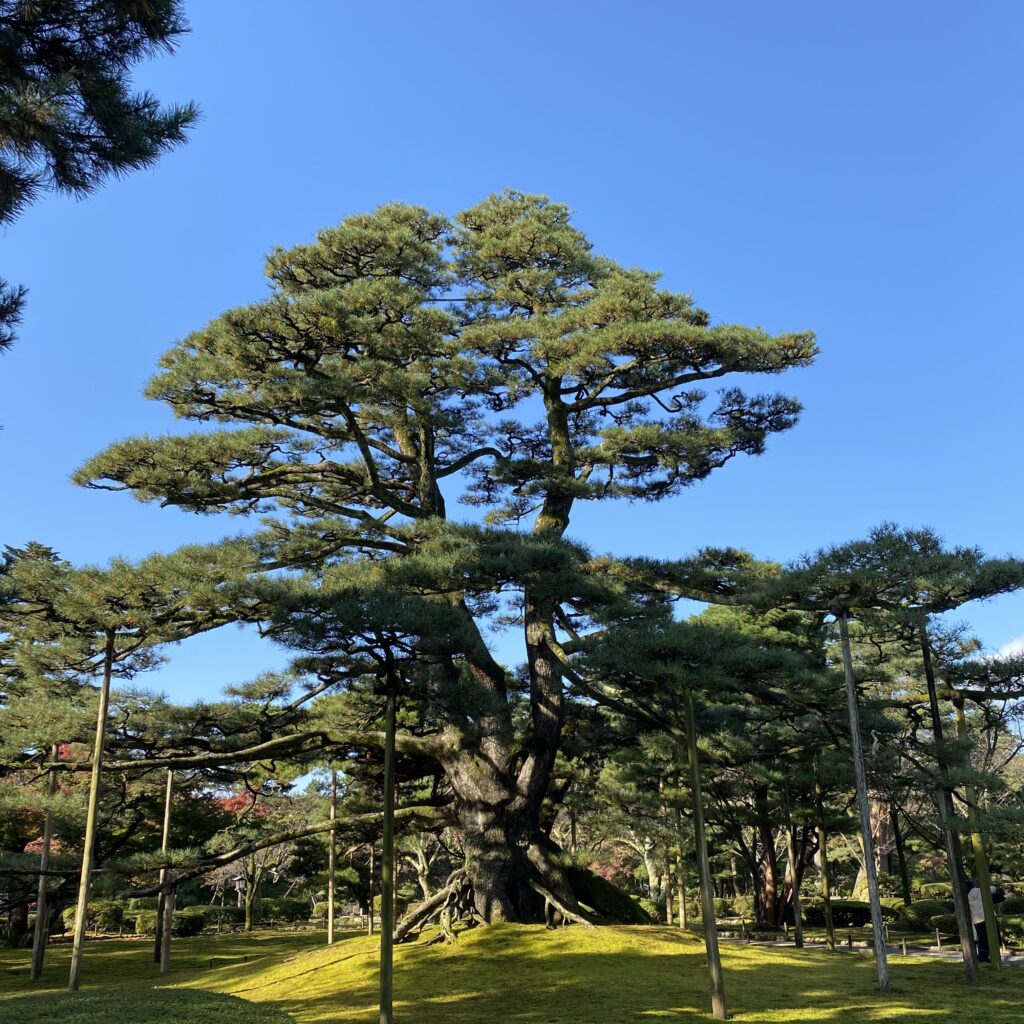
left=895, top=899, right=953, bottom=931
left=133, top=907, right=207, bottom=937
left=731, top=895, right=755, bottom=916
left=61, top=900, right=123, bottom=934
left=928, top=914, right=958, bottom=935
left=803, top=900, right=897, bottom=928
left=127, top=896, right=159, bottom=911
left=997, top=897, right=1024, bottom=917
left=259, top=898, right=308, bottom=923
left=173, top=908, right=206, bottom=937
left=203, top=904, right=245, bottom=927
left=1000, top=915, right=1024, bottom=943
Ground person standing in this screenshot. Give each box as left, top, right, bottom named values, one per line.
left=967, top=879, right=1005, bottom=964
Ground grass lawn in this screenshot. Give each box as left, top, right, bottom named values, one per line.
left=1, top=925, right=1022, bottom=1023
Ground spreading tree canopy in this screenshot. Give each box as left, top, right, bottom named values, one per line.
left=0, top=0, right=197, bottom=348
left=78, top=190, right=816, bottom=925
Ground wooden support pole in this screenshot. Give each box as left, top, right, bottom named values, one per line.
left=782, top=780, right=804, bottom=949
left=954, top=696, right=1001, bottom=971
left=328, top=767, right=337, bottom=945
left=368, top=843, right=375, bottom=936
left=675, top=799, right=688, bottom=929
left=814, top=755, right=835, bottom=953
left=379, top=678, right=397, bottom=1024
left=155, top=768, right=174, bottom=970
left=838, top=612, right=890, bottom=992
left=159, top=888, right=175, bottom=974
left=30, top=745, right=59, bottom=981
left=683, top=687, right=727, bottom=1020
left=919, top=625, right=977, bottom=985
left=68, top=630, right=115, bottom=992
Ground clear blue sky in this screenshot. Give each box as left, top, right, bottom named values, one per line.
left=2, top=1, right=1022, bottom=701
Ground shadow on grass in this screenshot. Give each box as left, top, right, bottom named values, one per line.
left=0, top=987, right=295, bottom=1024
left=0, top=930, right=327, bottom=997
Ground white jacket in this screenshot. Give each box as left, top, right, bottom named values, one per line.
left=967, top=886, right=996, bottom=925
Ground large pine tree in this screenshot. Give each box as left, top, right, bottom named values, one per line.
left=77, top=191, right=816, bottom=924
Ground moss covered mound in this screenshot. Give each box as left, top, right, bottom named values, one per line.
left=189, top=925, right=1024, bottom=1024
left=2, top=926, right=1022, bottom=1023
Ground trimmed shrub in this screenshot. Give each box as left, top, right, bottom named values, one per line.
left=732, top=895, right=755, bottom=917
left=928, top=914, right=958, bottom=936
left=61, top=900, right=124, bottom=934
left=133, top=907, right=208, bottom=936
left=134, top=910, right=158, bottom=935
left=127, top=896, right=159, bottom=911
left=999, top=915, right=1024, bottom=944
left=895, top=899, right=953, bottom=931
left=997, top=897, right=1024, bottom=917
left=204, top=904, right=244, bottom=928
left=803, top=900, right=896, bottom=928
left=173, top=908, right=206, bottom=937
left=919, top=882, right=953, bottom=899
left=259, top=898, right=308, bottom=923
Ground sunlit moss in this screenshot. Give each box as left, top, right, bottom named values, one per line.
left=2, top=926, right=1022, bottom=1023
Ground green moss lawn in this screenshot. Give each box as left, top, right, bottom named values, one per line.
left=2, top=925, right=1022, bottom=1023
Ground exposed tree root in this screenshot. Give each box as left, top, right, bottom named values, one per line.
left=395, top=869, right=477, bottom=943
left=527, top=877, right=595, bottom=928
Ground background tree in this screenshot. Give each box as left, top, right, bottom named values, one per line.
left=0, top=0, right=197, bottom=349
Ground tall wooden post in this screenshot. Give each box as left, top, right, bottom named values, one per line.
left=328, top=768, right=337, bottom=945
left=919, top=624, right=977, bottom=985
left=954, top=696, right=1000, bottom=970
left=675, top=797, right=688, bottom=928
left=368, top=843, right=375, bottom=936
left=838, top=611, right=890, bottom=992
left=781, top=780, right=804, bottom=948
left=30, top=745, right=59, bottom=980
left=683, top=687, right=727, bottom=1020
left=68, top=630, right=115, bottom=992
left=813, top=755, right=835, bottom=952
left=155, top=768, right=174, bottom=969
left=379, top=675, right=397, bottom=1024
left=159, top=887, right=175, bottom=974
